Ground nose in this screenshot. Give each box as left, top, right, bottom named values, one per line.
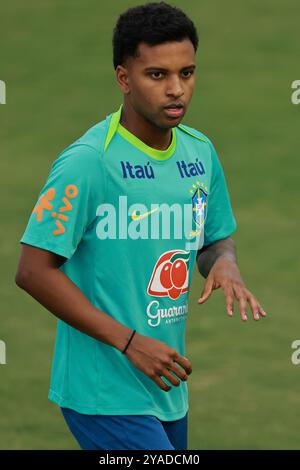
left=166, top=74, right=184, bottom=99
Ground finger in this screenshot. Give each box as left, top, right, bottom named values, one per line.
left=233, top=285, right=248, bottom=321
left=162, top=369, right=181, bottom=387
left=246, top=292, right=261, bottom=321
left=223, top=284, right=234, bottom=317
left=173, top=353, right=192, bottom=375
left=168, top=362, right=189, bottom=382
left=244, top=289, right=267, bottom=318
left=152, top=374, right=172, bottom=392
left=198, top=276, right=214, bottom=304
left=257, top=304, right=267, bottom=317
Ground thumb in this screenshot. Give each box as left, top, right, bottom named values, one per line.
left=198, top=277, right=214, bottom=304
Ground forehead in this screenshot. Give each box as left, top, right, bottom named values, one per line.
left=126, top=39, right=196, bottom=70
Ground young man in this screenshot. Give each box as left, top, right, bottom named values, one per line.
left=15, top=2, right=266, bottom=451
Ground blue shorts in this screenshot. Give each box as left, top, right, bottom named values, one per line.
left=60, top=407, right=188, bottom=450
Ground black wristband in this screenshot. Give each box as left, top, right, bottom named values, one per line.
left=122, top=329, right=136, bottom=355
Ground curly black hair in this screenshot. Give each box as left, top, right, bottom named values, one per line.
left=112, top=2, right=199, bottom=69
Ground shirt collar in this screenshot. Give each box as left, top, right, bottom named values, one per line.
left=104, top=104, right=177, bottom=161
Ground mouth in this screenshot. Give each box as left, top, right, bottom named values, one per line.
left=163, top=103, right=185, bottom=119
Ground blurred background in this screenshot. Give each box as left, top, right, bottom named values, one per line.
left=0, top=0, right=299, bottom=449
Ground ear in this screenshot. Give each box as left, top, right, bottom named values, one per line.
left=115, top=65, right=130, bottom=94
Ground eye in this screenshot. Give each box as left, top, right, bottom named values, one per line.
left=150, top=71, right=164, bottom=79
left=182, top=70, right=194, bottom=78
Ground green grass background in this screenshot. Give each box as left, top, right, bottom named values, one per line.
left=0, top=0, right=299, bottom=449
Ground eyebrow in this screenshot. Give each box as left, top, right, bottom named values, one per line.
left=144, top=64, right=196, bottom=72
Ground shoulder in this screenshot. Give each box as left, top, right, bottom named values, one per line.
left=75, top=117, right=108, bottom=153
left=176, top=123, right=212, bottom=146
left=52, top=116, right=109, bottom=174
left=176, top=123, right=217, bottom=167
left=177, top=123, right=225, bottom=177
left=52, top=143, right=100, bottom=178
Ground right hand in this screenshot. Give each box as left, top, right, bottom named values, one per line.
left=124, top=332, right=192, bottom=392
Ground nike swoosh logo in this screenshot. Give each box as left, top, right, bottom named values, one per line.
left=131, top=207, right=159, bottom=221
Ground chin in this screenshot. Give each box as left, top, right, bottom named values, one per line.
left=163, top=117, right=184, bottom=128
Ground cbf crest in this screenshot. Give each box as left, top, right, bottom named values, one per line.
left=189, top=182, right=208, bottom=234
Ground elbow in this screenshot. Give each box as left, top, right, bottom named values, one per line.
left=15, top=267, right=32, bottom=290
left=15, top=268, right=26, bottom=289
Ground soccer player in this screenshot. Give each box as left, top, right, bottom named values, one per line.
left=15, top=2, right=266, bottom=451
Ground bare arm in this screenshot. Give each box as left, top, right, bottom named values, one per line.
left=15, top=245, right=192, bottom=390
left=197, top=236, right=237, bottom=279
left=15, top=244, right=134, bottom=350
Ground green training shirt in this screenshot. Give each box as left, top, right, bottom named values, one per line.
left=20, top=104, right=237, bottom=420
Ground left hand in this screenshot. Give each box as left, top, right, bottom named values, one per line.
left=198, top=256, right=267, bottom=321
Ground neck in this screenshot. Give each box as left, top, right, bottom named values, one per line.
left=119, top=101, right=172, bottom=151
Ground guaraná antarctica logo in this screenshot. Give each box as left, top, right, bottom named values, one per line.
left=147, top=249, right=190, bottom=300
left=146, top=249, right=191, bottom=328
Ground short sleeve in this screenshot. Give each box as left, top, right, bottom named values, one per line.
left=203, top=140, right=237, bottom=247
left=20, top=144, right=105, bottom=259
